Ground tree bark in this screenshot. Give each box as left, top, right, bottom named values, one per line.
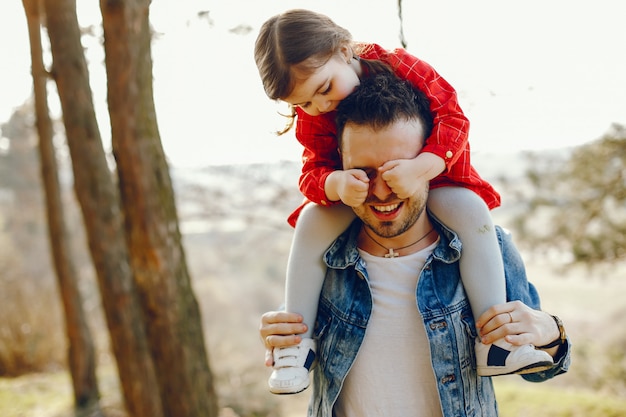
left=99, top=1, right=219, bottom=415
left=42, top=0, right=163, bottom=416
left=21, top=0, right=101, bottom=411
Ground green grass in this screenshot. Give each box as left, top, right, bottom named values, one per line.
left=2, top=372, right=625, bottom=417
left=0, top=372, right=73, bottom=416
left=0, top=366, right=127, bottom=417
left=495, top=379, right=626, bottom=417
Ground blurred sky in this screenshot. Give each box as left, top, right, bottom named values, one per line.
left=1, top=0, right=625, bottom=167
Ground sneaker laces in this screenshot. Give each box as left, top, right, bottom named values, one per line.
left=273, top=346, right=301, bottom=368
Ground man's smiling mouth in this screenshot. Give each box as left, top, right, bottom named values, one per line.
left=372, top=203, right=401, bottom=214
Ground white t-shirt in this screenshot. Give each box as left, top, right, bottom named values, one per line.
left=333, top=241, right=443, bottom=417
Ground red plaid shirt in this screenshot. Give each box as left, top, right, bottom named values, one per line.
left=288, top=43, right=500, bottom=227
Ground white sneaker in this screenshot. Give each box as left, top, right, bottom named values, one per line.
left=475, top=338, right=554, bottom=376
left=268, top=338, right=317, bottom=394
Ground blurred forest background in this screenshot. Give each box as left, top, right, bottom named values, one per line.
left=1, top=1, right=626, bottom=417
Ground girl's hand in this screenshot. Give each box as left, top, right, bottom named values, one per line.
left=380, top=153, right=445, bottom=199
left=260, top=311, right=308, bottom=367
left=337, top=169, right=370, bottom=207
left=379, top=159, right=428, bottom=199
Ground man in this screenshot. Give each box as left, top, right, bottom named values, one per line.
left=260, top=72, right=570, bottom=417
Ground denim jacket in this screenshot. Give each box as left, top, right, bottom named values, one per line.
left=309, top=216, right=571, bottom=417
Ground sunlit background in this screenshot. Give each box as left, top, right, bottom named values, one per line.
left=1, top=0, right=625, bottom=168
left=0, top=2, right=625, bottom=415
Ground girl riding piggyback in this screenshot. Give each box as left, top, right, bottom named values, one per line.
left=254, top=8, right=553, bottom=395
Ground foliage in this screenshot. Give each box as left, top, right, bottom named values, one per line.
left=508, top=124, right=626, bottom=266
left=569, top=306, right=626, bottom=398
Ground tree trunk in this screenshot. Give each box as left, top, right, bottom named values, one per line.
left=42, top=0, right=163, bottom=416
left=21, top=0, right=101, bottom=412
left=99, top=1, right=219, bottom=416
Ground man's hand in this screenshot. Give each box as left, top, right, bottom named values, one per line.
left=476, top=300, right=562, bottom=357
left=260, top=311, right=308, bottom=367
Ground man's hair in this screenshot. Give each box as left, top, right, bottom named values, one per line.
left=335, top=72, right=434, bottom=147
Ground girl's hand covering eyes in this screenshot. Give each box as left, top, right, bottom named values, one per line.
left=337, top=169, right=370, bottom=207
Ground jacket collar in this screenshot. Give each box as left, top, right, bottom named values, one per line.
left=324, top=211, right=462, bottom=270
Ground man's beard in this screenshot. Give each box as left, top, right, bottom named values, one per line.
left=359, top=191, right=428, bottom=239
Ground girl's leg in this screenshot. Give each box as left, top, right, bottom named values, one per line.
left=269, top=203, right=355, bottom=394
left=285, top=203, right=356, bottom=337
left=428, top=187, right=553, bottom=376
left=427, top=187, right=505, bottom=321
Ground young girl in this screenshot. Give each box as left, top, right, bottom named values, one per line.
left=254, top=9, right=553, bottom=394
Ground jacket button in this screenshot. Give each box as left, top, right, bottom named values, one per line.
left=430, top=321, right=448, bottom=330
left=440, top=374, right=456, bottom=384
left=445, top=150, right=453, bottom=159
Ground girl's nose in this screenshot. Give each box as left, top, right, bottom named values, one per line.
left=315, top=98, right=332, bottom=113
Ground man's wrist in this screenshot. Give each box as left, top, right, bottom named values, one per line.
left=537, top=315, right=567, bottom=349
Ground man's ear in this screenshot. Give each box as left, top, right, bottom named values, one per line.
left=337, top=146, right=347, bottom=168
left=339, top=44, right=353, bottom=63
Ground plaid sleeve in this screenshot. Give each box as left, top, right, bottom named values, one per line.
left=360, top=44, right=500, bottom=209
left=295, top=110, right=342, bottom=206
left=364, top=45, right=470, bottom=173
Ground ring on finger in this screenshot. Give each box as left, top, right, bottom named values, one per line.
left=507, top=312, right=514, bottom=323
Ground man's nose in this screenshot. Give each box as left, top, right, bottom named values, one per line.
left=370, top=176, right=393, bottom=200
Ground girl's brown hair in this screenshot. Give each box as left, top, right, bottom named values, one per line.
left=254, top=9, right=353, bottom=100
left=254, top=9, right=393, bottom=134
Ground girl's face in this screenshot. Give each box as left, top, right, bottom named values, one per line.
left=283, top=47, right=361, bottom=116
